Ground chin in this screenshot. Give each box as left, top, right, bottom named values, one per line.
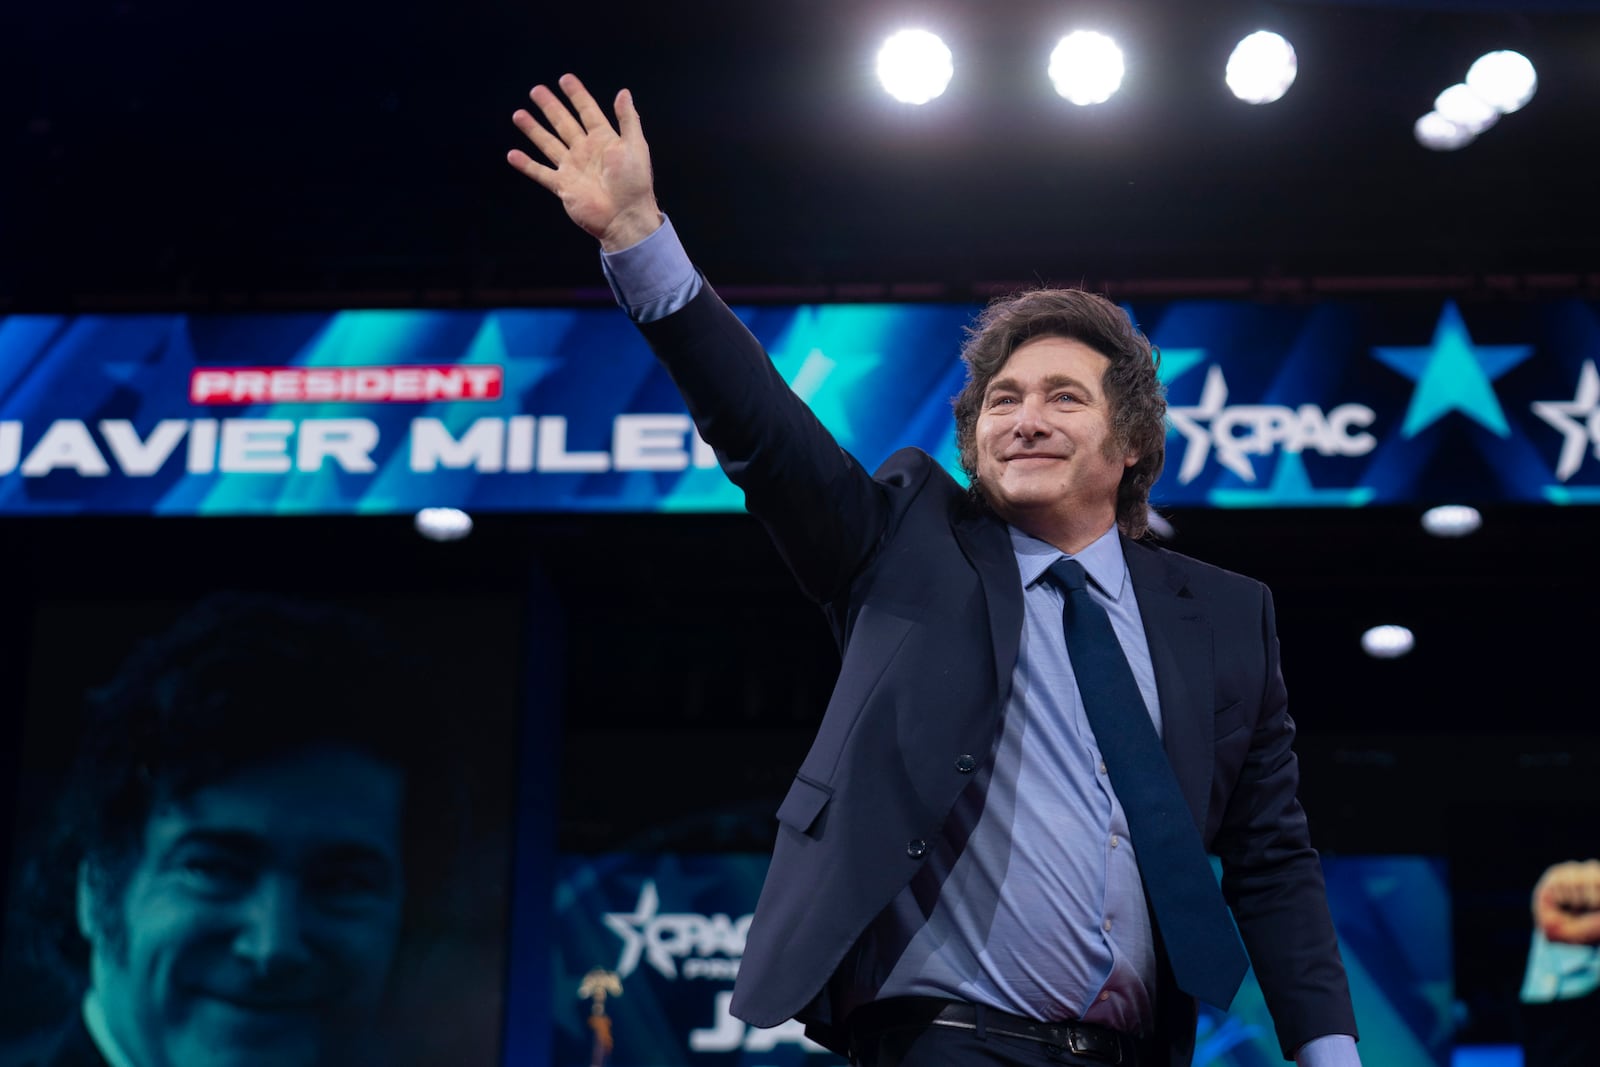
left=174, top=1022, right=323, bottom=1067
left=990, top=483, right=1067, bottom=516
left=189, top=1046, right=321, bottom=1067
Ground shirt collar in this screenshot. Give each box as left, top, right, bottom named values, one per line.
left=81, top=992, right=140, bottom=1067
left=1009, top=523, right=1127, bottom=600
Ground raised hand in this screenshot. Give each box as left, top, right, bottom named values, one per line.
left=508, top=73, right=662, bottom=251
left=1533, top=859, right=1600, bottom=944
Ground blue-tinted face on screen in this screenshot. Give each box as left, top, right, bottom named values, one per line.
left=78, top=746, right=406, bottom=1067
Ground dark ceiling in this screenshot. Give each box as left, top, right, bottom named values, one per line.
left=5, top=0, right=1600, bottom=308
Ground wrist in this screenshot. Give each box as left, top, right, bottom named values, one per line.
left=600, top=202, right=664, bottom=253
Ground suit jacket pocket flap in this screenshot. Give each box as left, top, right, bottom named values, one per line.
left=1213, top=698, right=1252, bottom=741
left=776, top=776, right=832, bottom=836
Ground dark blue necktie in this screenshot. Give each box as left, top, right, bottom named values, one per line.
left=1047, top=557, right=1249, bottom=1010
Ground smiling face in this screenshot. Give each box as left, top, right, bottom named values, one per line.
left=973, top=335, right=1139, bottom=551
left=79, top=746, right=405, bottom=1067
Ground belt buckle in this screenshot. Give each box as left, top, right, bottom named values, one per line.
left=1067, top=1025, right=1121, bottom=1064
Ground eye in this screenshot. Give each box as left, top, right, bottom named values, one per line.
left=175, top=851, right=255, bottom=895
left=306, top=860, right=397, bottom=909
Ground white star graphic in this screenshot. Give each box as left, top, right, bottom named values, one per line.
left=1531, top=361, right=1600, bottom=482
left=601, top=880, right=658, bottom=978
left=1167, top=365, right=1257, bottom=483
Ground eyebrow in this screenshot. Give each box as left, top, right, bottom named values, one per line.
left=162, top=829, right=266, bottom=859
left=308, top=843, right=401, bottom=874
left=986, top=373, right=1098, bottom=400
left=161, top=829, right=397, bottom=871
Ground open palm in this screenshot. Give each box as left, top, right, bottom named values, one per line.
left=508, top=74, right=661, bottom=251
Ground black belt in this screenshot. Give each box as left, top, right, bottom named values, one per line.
left=848, top=997, right=1137, bottom=1066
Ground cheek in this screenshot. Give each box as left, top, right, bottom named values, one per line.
left=124, top=889, right=230, bottom=981
left=319, top=914, right=403, bottom=997
left=976, top=421, right=1006, bottom=455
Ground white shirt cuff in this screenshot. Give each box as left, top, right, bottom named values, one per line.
left=598, top=215, right=703, bottom=322
left=1295, top=1033, right=1361, bottom=1067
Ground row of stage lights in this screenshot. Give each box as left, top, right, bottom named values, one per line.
left=876, top=28, right=1299, bottom=107
left=1414, top=50, right=1538, bottom=151
left=413, top=503, right=1486, bottom=662
left=875, top=28, right=1538, bottom=151
left=1360, top=504, right=1486, bottom=661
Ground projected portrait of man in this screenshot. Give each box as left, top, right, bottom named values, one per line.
left=10, top=595, right=460, bottom=1067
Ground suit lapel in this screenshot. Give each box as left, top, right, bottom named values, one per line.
left=1124, top=538, right=1214, bottom=838
left=952, top=521, right=1214, bottom=833
left=954, top=512, right=1024, bottom=707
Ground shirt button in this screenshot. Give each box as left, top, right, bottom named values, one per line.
left=1099, top=761, right=1108, bottom=775
left=955, top=754, right=976, bottom=773
left=1103, top=918, right=1113, bottom=932
left=906, top=839, right=928, bottom=859
left=1099, top=992, right=1110, bottom=1002
left=1110, top=835, right=1120, bottom=849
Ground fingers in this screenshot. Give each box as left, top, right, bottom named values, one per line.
left=528, top=82, right=589, bottom=150
left=1532, top=860, right=1600, bottom=944
left=505, top=147, right=558, bottom=191
left=514, top=75, right=630, bottom=160
left=1541, top=860, right=1600, bottom=905
left=560, top=73, right=616, bottom=138
left=511, top=107, right=569, bottom=166
left=614, top=87, right=645, bottom=146
left=1544, top=909, right=1600, bottom=945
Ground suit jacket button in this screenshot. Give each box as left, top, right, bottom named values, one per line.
left=955, top=754, right=976, bottom=773
left=906, top=839, right=928, bottom=859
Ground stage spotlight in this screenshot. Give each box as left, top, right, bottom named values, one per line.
left=877, top=29, right=954, bottom=105
left=1048, top=30, right=1124, bottom=106
left=1414, top=111, right=1475, bottom=151
left=1420, top=504, right=1483, bottom=538
left=1435, top=84, right=1498, bottom=135
left=415, top=506, right=473, bottom=542
left=1360, top=624, right=1415, bottom=660
left=1466, top=50, right=1537, bottom=114
left=1224, top=31, right=1297, bottom=104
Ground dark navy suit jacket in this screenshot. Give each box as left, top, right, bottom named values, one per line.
left=638, top=284, right=1356, bottom=1065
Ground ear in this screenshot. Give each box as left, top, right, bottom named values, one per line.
left=1122, top=449, right=1140, bottom=469
left=76, top=859, right=100, bottom=942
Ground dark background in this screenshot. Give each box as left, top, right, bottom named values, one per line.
left=5, top=0, right=1600, bottom=1051
left=5, top=0, right=1600, bottom=306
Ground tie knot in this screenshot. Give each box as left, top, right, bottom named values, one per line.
left=1047, top=557, right=1089, bottom=593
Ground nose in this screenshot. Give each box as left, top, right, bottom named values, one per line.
left=1013, top=394, right=1052, bottom=438
left=232, top=876, right=313, bottom=976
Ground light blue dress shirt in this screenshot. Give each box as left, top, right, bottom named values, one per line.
left=1522, top=930, right=1600, bottom=1003
left=862, top=526, right=1158, bottom=1032
left=599, top=217, right=1359, bottom=1067
left=82, top=993, right=139, bottom=1067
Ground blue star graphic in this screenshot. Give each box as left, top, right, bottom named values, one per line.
left=1208, top=452, right=1374, bottom=508
left=1156, top=347, right=1207, bottom=388
left=96, top=316, right=200, bottom=403
left=467, top=311, right=563, bottom=399
left=1371, top=302, right=1532, bottom=438
left=768, top=307, right=883, bottom=447
left=1542, top=485, right=1600, bottom=505
left=1119, top=303, right=1205, bottom=386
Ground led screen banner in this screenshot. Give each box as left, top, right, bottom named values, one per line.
left=2, top=298, right=1598, bottom=515
left=542, top=853, right=1450, bottom=1067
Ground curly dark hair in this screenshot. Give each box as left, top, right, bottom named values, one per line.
left=15, top=593, right=466, bottom=994
left=951, top=288, right=1167, bottom=538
